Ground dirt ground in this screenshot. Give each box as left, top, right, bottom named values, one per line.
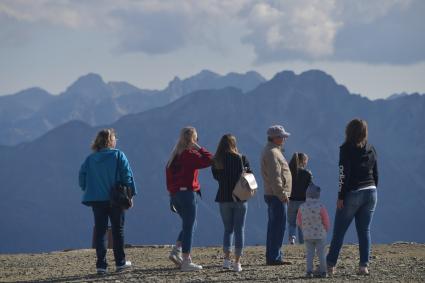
left=1, top=243, right=424, bottom=282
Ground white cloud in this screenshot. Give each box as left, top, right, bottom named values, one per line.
left=0, top=0, right=420, bottom=63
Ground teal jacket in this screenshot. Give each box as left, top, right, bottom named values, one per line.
left=78, top=148, right=137, bottom=205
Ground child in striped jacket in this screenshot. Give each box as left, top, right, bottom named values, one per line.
left=297, top=183, right=330, bottom=278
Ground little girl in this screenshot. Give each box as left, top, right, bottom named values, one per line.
left=297, top=184, right=330, bottom=278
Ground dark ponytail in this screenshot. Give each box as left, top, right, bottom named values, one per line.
left=289, top=152, right=300, bottom=179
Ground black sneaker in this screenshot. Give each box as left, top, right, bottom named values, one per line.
left=305, top=271, right=313, bottom=278
left=116, top=261, right=132, bottom=272
left=96, top=268, right=107, bottom=275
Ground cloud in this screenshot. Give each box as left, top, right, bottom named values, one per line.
left=0, top=0, right=422, bottom=64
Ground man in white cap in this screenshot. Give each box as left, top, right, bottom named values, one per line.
left=261, top=125, right=292, bottom=265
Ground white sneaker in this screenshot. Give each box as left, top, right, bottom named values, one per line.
left=116, top=261, right=131, bottom=272
left=169, top=246, right=183, bottom=267
left=180, top=258, right=203, bottom=272
left=233, top=262, right=242, bottom=272
left=289, top=236, right=296, bottom=245
left=223, top=258, right=232, bottom=269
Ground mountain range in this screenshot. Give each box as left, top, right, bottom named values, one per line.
left=0, top=70, right=265, bottom=145
left=0, top=70, right=424, bottom=253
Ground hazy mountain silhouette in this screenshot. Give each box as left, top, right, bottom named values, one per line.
left=0, top=70, right=423, bottom=253
left=0, top=70, right=265, bottom=145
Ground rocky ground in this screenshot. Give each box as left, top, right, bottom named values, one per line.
left=0, top=243, right=424, bottom=282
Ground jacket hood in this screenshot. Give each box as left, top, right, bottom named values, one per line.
left=92, top=148, right=119, bottom=163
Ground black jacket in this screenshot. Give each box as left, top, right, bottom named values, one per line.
left=212, top=152, right=252, bottom=202
left=339, top=142, right=379, bottom=200
left=289, top=168, right=312, bottom=201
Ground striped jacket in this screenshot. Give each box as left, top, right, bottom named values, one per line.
left=212, top=152, right=252, bottom=202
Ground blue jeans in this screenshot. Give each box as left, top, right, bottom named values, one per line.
left=171, top=191, right=197, bottom=254
left=264, top=195, right=287, bottom=263
left=219, top=202, right=248, bottom=257
left=327, top=189, right=377, bottom=267
left=92, top=202, right=126, bottom=269
left=305, top=239, right=326, bottom=273
left=287, top=200, right=304, bottom=244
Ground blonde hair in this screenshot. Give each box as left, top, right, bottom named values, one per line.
left=167, top=127, right=197, bottom=167
left=91, top=128, right=116, bottom=152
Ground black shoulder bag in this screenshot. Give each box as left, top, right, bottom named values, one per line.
left=110, top=154, right=133, bottom=209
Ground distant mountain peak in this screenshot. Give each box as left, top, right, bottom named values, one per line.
left=65, top=73, right=108, bottom=95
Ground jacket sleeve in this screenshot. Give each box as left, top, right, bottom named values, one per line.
left=242, top=155, right=253, bottom=173
left=338, top=146, right=350, bottom=200
left=78, top=159, right=87, bottom=191
left=372, top=147, right=379, bottom=187
left=187, top=147, right=213, bottom=169
left=266, top=151, right=288, bottom=200
left=211, top=165, right=221, bottom=181
left=118, top=151, right=137, bottom=196
left=296, top=209, right=302, bottom=227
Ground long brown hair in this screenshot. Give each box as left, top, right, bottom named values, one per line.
left=167, top=127, right=198, bottom=168
left=289, top=152, right=308, bottom=179
left=345, top=118, right=368, bottom=147
left=213, top=134, right=239, bottom=169
left=91, top=128, right=116, bottom=152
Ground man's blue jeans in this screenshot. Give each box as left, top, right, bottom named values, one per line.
left=287, top=200, right=304, bottom=244
left=92, top=202, right=126, bottom=269
left=219, top=202, right=248, bottom=257
left=171, top=191, right=197, bottom=254
left=264, top=195, right=287, bottom=263
left=327, top=189, right=377, bottom=267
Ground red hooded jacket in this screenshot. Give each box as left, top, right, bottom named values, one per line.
left=166, top=147, right=213, bottom=195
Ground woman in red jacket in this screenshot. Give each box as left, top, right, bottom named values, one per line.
left=166, top=126, right=213, bottom=272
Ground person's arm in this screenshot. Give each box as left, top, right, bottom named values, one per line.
left=320, top=206, right=331, bottom=232
left=297, top=209, right=302, bottom=227
left=118, top=151, right=137, bottom=196
left=78, top=159, right=87, bottom=191
left=187, top=146, right=213, bottom=169
left=338, top=146, right=350, bottom=201
left=211, top=165, right=221, bottom=181
left=242, top=155, right=253, bottom=173
left=372, top=147, right=379, bottom=187
left=266, top=151, right=287, bottom=202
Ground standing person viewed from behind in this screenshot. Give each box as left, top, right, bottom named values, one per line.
left=297, top=184, right=330, bottom=278
left=261, top=125, right=292, bottom=265
left=326, top=118, right=379, bottom=276
left=166, top=127, right=213, bottom=272
left=212, top=134, right=252, bottom=272
left=78, top=128, right=137, bottom=275
left=287, top=152, right=312, bottom=245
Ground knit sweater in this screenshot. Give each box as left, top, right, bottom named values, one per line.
left=261, top=142, right=292, bottom=201
left=212, top=152, right=252, bottom=202
left=166, top=147, right=213, bottom=195
left=297, top=199, right=330, bottom=240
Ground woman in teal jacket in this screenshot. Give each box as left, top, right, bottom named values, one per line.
left=79, top=128, right=137, bottom=274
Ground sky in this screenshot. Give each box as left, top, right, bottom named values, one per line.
left=0, top=0, right=424, bottom=99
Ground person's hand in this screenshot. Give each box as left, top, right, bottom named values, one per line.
left=129, top=198, right=134, bottom=208
left=337, top=199, right=344, bottom=209
left=192, top=143, right=202, bottom=150
left=281, top=195, right=289, bottom=203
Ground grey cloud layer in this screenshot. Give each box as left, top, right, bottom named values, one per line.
left=0, top=0, right=423, bottom=64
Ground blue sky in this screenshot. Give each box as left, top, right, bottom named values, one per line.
left=1, top=0, right=424, bottom=99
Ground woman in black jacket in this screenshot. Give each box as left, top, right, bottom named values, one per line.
left=212, top=134, right=252, bottom=272
left=327, top=119, right=379, bottom=276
